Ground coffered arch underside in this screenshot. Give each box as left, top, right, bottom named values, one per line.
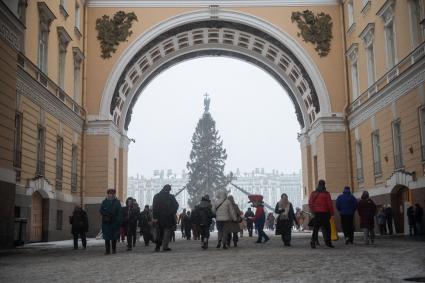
left=109, top=20, right=325, bottom=131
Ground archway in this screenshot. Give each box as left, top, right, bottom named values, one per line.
left=391, top=185, right=411, bottom=234
left=30, top=192, right=43, bottom=242
left=98, top=10, right=332, bottom=133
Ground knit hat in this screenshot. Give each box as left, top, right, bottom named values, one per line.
left=107, top=189, right=116, bottom=194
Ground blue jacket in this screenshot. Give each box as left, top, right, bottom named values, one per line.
left=336, top=187, right=357, bottom=215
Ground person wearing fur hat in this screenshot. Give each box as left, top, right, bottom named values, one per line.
left=275, top=193, right=295, bottom=246
left=357, top=191, right=377, bottom=245
left=99, top=189, right=122, bottom=255
left=248, top=195, right=269, bottom=244
left=122, top=197, right=140, bottom=251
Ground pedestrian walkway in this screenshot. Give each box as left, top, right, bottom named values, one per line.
left=0, top=232, right=424, bottom=282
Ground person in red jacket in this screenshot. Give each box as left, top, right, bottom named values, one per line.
left=248, top=195, right=269, bottom=244
left=308, top=179, right=334, bottom=248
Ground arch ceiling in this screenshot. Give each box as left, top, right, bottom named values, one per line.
left=99, top=11, right=332, bottom=132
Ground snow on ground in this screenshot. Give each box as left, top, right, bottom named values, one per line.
left=0, top=231, right=424, bottom=283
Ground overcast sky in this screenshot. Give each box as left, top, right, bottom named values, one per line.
left=127, top=57, right=301, bottom=178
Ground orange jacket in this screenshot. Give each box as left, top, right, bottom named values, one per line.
left=309, top=191, right=334, bottom=215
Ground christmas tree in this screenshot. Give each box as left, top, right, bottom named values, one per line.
left=185, top=94, right=232, bottom=208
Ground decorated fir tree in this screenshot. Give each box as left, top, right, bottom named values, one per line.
left=185, top=94, right=232, bottom=208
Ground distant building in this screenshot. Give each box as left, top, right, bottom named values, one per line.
left=127, top=169, right=302, bottom=212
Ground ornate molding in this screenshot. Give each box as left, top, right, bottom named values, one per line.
left=16, top=67, right=84, bottom=133
left=86, top=120, right=122, bottom=146
left=37, top=2, right=56, bottom=32
left=359, top=23, right=375, bottom=47
left=345, top=43, right=358, bottom=63
left=291, top=10, right=333, bottom=57
left=348, top=57, right=425, bottom=129
left=88, top=0, right=339, bottom=7
left=377, top=0, right=395, bottom=26
left=307, top=115, right=346, bottom=144
left=57, top=26, right=72, bottom=51
left=95, top=11, right=138, bottom=59
left=73, top=46, right=85, bottom=68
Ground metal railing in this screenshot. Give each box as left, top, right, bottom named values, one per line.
left=17, top=53, right=85, bottom=117
left=348, top=41, right=425, bottom=113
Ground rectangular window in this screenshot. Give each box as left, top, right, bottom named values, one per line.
left=419, top=107, right=425, bottom=160
left=372, top=131, right=382, bottom=176
left=58, top=50, right=66, bottom=89
left=351, top=61, right=360, bottom=100
left=366, top=44, right=376, bottom=87
left=13, top=112, right=23, bottom=169
left=392, top=120, right=404, bottom=169
left=409, top=0, right=424, bottom=48
left=385, top=21, right=397, bottom=69
left=75, top=3, right=80, bottom=30
left=56, top=210, right=63, bottom=230
left=71, top=145, right=77, bottom=192
left=347, top=0, right=354, bottom=27
left=38, top=29, right=48, bottom=73
left=36, top=126, right=45, bottom=176
left=73, top=65, right=81, bottom=103
left=356, top=141, right=364, bottom=181
left=56, top=137, right=63, bottom=191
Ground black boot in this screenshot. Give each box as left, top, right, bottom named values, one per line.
left=310, top=241, right=316, bottom=249
left=105, top=240, right=111, bottom=255
left=216, top=240, right=221, bottom=249
left=112, top=240, right=117, bottom=254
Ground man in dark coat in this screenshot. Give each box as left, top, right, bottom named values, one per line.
left=70, top=205, right=88, bottom=250
left=244, top=208, right=255, bottom=237
left=357, top=191, right=377, bottom=245
left=197, top=195, right=213, bottom=249
left=336, top=186, right=357, bottom=244
left=100, top=189, right=122, bottom=255
left=384, top=205, right=394, bottom=235
left=415, top=203, right=424, bottom=235
left=139, top=205, right=152, bottom=246
left=407, top=205, right=416, bottom=236
left=152, top=184, right=179, bottom=252
left=122, top=197, right=140, bottom=251
left=183, top=211, right=192, bottom=240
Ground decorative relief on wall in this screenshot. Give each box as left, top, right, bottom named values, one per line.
left=291, top=10, right=333, bottom=57
left=95, top=11, right=138, bottom=59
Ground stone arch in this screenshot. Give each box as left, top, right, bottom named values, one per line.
left=390, top=184, right=410, bottom=234
left=98, top=9, right=332, bottom=132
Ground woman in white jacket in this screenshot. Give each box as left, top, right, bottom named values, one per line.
left=212, top=191, right=237, bottom=249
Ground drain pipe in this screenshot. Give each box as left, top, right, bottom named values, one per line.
left=339, top=1, right=355, bottom=191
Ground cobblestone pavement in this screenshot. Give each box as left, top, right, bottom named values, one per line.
left=1, top=232, right=424, bottom=283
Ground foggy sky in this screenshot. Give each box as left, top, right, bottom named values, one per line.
left=127, top=57, right=301, bottom=178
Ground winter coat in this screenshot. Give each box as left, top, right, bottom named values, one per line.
left=227, top=203, right=243, bottom=233
left=407, top=206, right=415, bottom=225
left=357, top=198, right=377, bottom=229
left=252, top=205, right=266, bottom=228
left=182, top=214, right=192, bottom=230
left=212, top=197, right=237, bottom=222
left=415, top=205, right=424, bottom=223
left=384, top=207, right=393, bottom=220
left=336, top=188, right=357, bottom=215
left=309, top=191, right=334, bottom=215
left=376, top=211, right=386, bottom=225
left=70, top=209, right=88, bottom=234
left=191, top=208, right=200, bottom=225
left=100, top=198, right=122, bottom=240
left=139, top=210, right=152, bottom=232
left=197, top=200, right=214, bottom=226
left=244, top=210, right=254, bottom=225
left=274, top=202, right=295, bottom=235
left=122, top=205, right=140, bottom=235
left=152, top=188, right=179, bottom=228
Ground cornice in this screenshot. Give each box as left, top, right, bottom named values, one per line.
left=88, top=0, right=339, bottom=7
left=348, top=57, right=425, bottom=129
left=359, top=23, right=375, bottom=47
left=377, top=0, right=395, bottom=26
left=86, top=120, right=122, bottom=146
left=0, top=1, right=25, bottom=51
left=307, top=115, right=347, bottom=143
left=16, top=67, right=84, bottom=133
left=345, top=43, right=358, bottom=63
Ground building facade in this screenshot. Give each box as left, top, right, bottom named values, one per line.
left=0, top=0, right=424, bottom=246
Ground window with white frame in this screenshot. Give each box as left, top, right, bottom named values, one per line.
left=356, top=141, right=364, bottom=181
left=73, top=47, right=84, bottom=104
left=378, top=1, right=397, bottom=69
left=37, top=3, right=55, bottom=73
left=408, top=0, right=425, bottom=48
left=360, top=24, right=376, bottom=87
left=419, top=107, right=425, bottom=160
left=372, top=131, right=382, bottom=176
left=347, top=0, right=354, bottom=28
left=392, top=120, right=403, bottom=169
left=346, top=44, right=360, bottom=101
left=57, top=27, right=71, bottom=89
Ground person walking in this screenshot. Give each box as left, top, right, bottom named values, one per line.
left=191, top=206, right=201, bottom=240
left=275, top=193, right=295, bottom=246
left=357, top=191, right=377, bottom=245
left=183, top=211, right=192, bottom=240
left=407, top=205, right=416, bottom=236
left=244, top=208, right=255, bottom=237
left=197, top=195, right=214, bottom=249
left=152, top=184, right=179, bottom=252
left=226, top=195, right=242, bottom=247
left=69, top=205, right=88, bottom=250
left=376, top=206, right=387, bottom=236
left=308, top=180, right=334, bottom=249
left=248, top=194, right=269, bottom=244
left=295, top=208, right=304, bottom=231
left=212, top=191, right=237, bottom=249
left=178, top=209, right=187, bottom=238
left=122, top=197, right=140, bottom=251
left=266, top=213, right=276, bottom=231
left=100, top=189, right=122, bottom=255
left=336, top=186, right=357, bottom=244
left=384, top=204, right=394, bottom=235
left=415, top=203, right=424, bottom=235
left=139, top=205, right=152, bottom=246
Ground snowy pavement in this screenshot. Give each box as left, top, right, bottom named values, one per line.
left=0, top=231, right=424, bottom=283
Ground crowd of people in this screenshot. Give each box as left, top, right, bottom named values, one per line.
left=69, top=181, right=424, bottom=254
